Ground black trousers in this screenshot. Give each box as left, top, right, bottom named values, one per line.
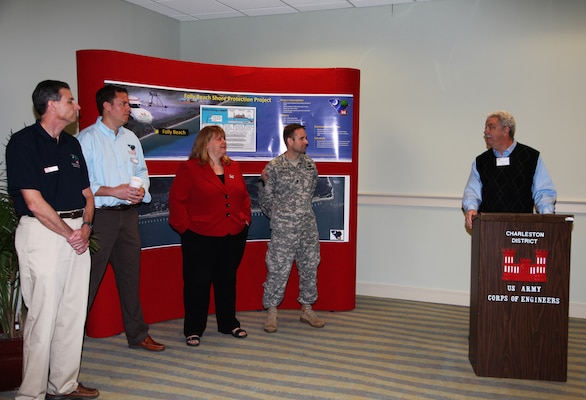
left=181, top=227, right=248, bottom=337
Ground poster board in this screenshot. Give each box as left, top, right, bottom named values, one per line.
left=77, top=50, right=360, bottom=336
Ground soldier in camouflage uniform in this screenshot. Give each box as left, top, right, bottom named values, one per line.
left=258, top=124, right=324, bottom=333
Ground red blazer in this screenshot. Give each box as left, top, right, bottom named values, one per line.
left=168, top=158, right=251, bottom=236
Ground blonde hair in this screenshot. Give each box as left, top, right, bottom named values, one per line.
left=189, top=125, right=231, bottom=166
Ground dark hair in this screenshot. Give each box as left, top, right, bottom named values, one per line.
left=32, top=80, right=70, bottom=116
left=96, top=84, right=128, bottom=115
left=189, top=125, right=231, bottom=166
left=283, top=123, right=305, bottom=145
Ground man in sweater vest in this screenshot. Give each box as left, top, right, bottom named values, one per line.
left=462, top=110, right=557, bottom=230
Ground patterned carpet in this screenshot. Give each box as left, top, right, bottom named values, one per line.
left=1, top=296, right=585, bottom=399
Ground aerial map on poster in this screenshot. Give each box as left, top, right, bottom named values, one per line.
left=107, top=80, right=353, bottom=161
left=137, top=175, right=350, bottom=249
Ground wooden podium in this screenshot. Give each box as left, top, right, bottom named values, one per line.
left=468, top=213, right=574, bottom=381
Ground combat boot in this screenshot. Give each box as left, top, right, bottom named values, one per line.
left=300, top=304, right=325, bottom=328
left=264, top=307, right=278, bottom=333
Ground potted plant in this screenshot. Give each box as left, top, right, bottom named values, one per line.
left=0, top=174, right=24, bottom=392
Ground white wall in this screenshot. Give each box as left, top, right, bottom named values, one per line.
left=179, top=0, right=586, bottom=316
left=0, top=0, right=180, bottom=139
left=1, top=0, right=584, bottom=316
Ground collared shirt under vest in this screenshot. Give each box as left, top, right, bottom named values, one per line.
left=476, top=142, right=539, bottom=213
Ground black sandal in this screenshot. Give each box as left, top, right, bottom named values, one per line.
left=231, top=327, right=248, bottom=338
left=186, top=335, right=200, bottom=346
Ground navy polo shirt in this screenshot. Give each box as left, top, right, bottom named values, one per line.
left=6, top=122, right=91, bottom=216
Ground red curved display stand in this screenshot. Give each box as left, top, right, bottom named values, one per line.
left=77, top=50, right=360, bottom=338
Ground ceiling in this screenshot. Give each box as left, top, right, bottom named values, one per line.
left=123, top=0, right=432, bottom=22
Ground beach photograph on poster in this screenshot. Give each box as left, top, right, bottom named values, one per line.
left=107, top=80, right=353, bottom=162
left=137, top=175, right=350, bottom=249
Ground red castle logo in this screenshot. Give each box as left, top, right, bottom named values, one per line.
left=502, top=248, right=549, bottom=282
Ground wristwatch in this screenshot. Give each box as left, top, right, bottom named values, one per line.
left=82, top=221, right=93, bottom=230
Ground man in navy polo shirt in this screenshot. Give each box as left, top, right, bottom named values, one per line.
left=6, top=80, right=99, bottom=399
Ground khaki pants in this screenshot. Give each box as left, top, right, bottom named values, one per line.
left=15, top=216, right=90, bottom=400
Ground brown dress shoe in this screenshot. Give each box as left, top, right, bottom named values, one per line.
left=45, top=382, right=99, bottom=399
left=129, top=335, right=165, bottom=351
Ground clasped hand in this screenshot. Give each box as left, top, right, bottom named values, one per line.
left=67, top=227, right=90, bottom=255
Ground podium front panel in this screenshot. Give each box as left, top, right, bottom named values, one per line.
left=469, top=213, right=573, bottom=381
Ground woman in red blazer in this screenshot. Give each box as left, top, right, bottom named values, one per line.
left=169, top=125, right=251, bottom=347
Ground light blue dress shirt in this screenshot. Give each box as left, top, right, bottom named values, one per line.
left=462, top=141, right=556, bottom=214
left=77, top=117, right=151, bottom=208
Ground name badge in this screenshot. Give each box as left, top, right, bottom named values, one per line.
left=496, top=157, right=510, bottom=166
left=44, top=165, right=59, bottom=173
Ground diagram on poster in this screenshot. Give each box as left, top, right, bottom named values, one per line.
left=201, top=105, right=257, bottom=152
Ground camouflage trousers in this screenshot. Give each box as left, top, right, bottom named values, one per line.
left=262, top=220, right=320, bottom=308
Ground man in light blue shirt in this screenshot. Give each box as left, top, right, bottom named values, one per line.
left=78, top=84, right=165, bottom=352
left=462, top=110, right=556, bottom=230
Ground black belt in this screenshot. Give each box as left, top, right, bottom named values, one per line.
left=58, top=209, right=84, bottom=219
left=98, top=204, right=135, bottom=211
